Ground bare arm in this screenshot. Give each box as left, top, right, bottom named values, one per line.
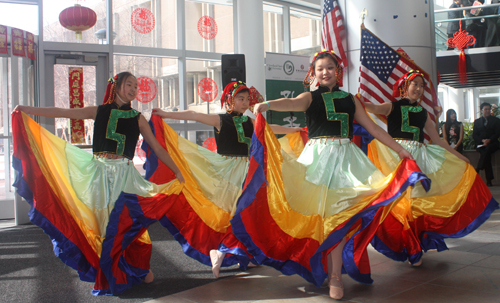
left=353, top=96, right=413, bottom=159
left=153, top=109, right=220, bottom=129
left=253, top=92, right=312, bottom=115
left=361, top=97, right=393, bottom=116
left=14, top=105, right=98, bottom=120
left=424, top=114, right=469, bottom=163
left=139, top=115, right=185, bottom=183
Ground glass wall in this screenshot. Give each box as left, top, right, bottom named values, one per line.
left=113, top=0, right=177, bottom=49
left=290, top=8, right=321, bottom=56
left=264, top=4, right=284, bottom=54
left=43, top=0, right=106, bottom=43
left=185, top=0, right=233, bottom=53
left=114, top=55, right=179, bottom=113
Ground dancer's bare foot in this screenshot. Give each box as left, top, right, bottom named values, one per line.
left=144, top=270, right=154, bottom=283
left=411, top=259, right=423, bottom=267
left=328, top=273, right=344, bottom=300
left=210, top=250, right=225, bottom=278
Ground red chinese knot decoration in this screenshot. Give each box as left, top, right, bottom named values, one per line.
left=202, top=137, right=217, bottom=152
left=131, top=8, right=155, bottom=34
left=198, top=78, right=218, bottom=102
left=59, top=4, right=97, bottom=40
left=69, top=67, right=85, bottom=144
left=446, top=23, right=475, bottom=85
left=197, top=16, right=218, bottom=40
left=136, top=76, right=157, bottom=103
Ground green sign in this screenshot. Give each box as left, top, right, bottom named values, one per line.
left=265, top=79, right=308, bottom=128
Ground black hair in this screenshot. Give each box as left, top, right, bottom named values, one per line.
left=444, top=109, right=458, bottom=133
left=115, top=71, right=135, bottom=91
left=311, top=52, right=341, bottom=70
left=480, top=102, right=491, bottom=110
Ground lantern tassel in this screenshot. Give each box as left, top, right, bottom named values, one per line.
left=458, top=50, right=467, bottom=85
left=76, top=31, right=82, bottom=40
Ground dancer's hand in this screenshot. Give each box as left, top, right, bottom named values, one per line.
left=152, top=108, right=166, bottom=116
left=176, top=171, right=185, bottom=183
left=253, top=102, right=269, bottom=116
left=13, top=105, right=26, bottom=113
left=398, top=148, right=414, bottom=160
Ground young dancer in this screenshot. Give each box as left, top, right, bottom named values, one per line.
left=147, top=81, right=301, bottom=278
left=12, top=72, right=184, bottom=295
left=364, top=70, right=498, bottom=268
left=229, top=51, right=431, bottom=300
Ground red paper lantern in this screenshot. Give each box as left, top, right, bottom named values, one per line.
left=59, top=4, right=97, bottom=40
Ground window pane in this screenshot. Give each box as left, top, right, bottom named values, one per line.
left=114, top=55, right=178, bottom=112
left=186, top=59, right=223, bottom=114
left=185, top=0, right=234, bottom=53
left=53, top=65, right=96, bottom=144
left=113, top=0, right=177, bottom=49
left=264, top=4, right=284, bottom=53
left=290, top=9, right=321, bottom=56
left=43, top=0, right=105, bottom=43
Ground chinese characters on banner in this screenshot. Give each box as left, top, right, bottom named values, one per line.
left=11, top=27, right=25, bottom=57
left=26, top=32, right=35, bottom=60
left=0, top=25, right=7, bottom=54
left=69, top=67, right=85, bottom=144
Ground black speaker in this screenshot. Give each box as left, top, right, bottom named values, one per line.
left=221, top=54, right=246, bottom=89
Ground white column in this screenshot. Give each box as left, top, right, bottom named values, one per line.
left=341, top=0, right=438, bottom=95
left=235, top=0, right=265, bottom=97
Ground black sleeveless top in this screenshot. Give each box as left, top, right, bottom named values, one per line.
left=306, top=86, right=355, bottom=139
left=93, top=103, right=141, bottom=160
left=387, top=99, right=427, bottom=143
left=214, top=112, right=253, bottom=156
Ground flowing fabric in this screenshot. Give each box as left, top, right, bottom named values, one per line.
left=142, top=115, right=265, bottom=268
left=12, top=111, right=184, bottom=295
left=230, top=114, right=431, bottom=286
left=368, top=139, right=499, bottom=263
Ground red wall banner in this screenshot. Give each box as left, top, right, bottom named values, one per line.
left=11, top=27, right=25, bottom=57
left=26, top=32, right=35, bottom=60
left=69, top=67, right=85, bottom=144
left=0, top=25, right=7, bottom=54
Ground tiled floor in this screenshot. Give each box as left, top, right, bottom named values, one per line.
left=146, top=189, right=500, bottom=303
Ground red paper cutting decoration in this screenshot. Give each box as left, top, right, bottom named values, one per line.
left=202, top=137, right=217, bottom=152
left=198, top=78, right=218, bottom=102
left=446, top=22, right=475, bottom=85
left=131, top=8, right=155, bottom=34
left=197, top=16, right=218, bottom=40
left=136, top=76, right=157, bottom=103
left=59, top=4, right=97, bottom=40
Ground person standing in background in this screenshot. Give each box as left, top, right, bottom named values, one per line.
left=473, top=102, right=500, bottom=186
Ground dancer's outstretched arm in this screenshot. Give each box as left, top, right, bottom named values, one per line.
left=14, top=105, right=98, bottom=120
left=153, top=109, right=220, bottom=129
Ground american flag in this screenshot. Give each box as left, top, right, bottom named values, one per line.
left=358, top=26, right=440, bottom=128
left=322, top=0, right=348, bottom=67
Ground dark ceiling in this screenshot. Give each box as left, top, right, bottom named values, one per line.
left=437, top=49, right=500, bottom=89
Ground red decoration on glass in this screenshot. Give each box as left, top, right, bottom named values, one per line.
left=131, top=8, right=155, bottom=34
left=136, top=76, right=157, bottom=103
left=197, top=16, right=218, bottom=40
left=198, top=78, right=218, bottom=102
left=202, top=137, right=217, bottom=153
left=59, top=4, right=97, bottom=40
left=446, top=23, right=475, bottom=85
